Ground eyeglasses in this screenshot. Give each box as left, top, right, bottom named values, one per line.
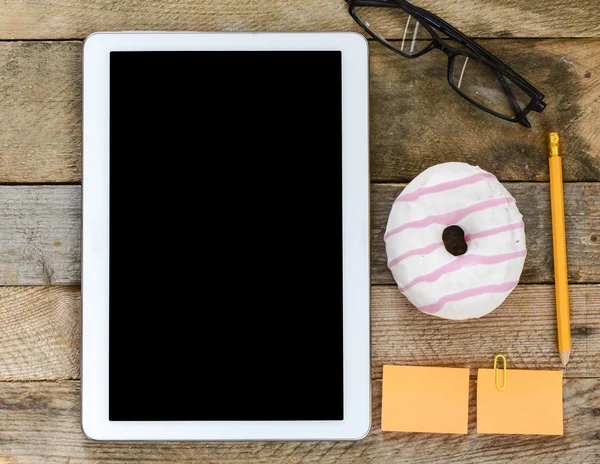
left=346, top=0, right=547, bottom=127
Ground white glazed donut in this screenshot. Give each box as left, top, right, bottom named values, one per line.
left=384, top=162, right=526, bottom=320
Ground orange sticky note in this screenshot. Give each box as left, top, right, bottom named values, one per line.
left=477, top=369, right=563, bottom=435
left=381, top=365, right=470, bottom=434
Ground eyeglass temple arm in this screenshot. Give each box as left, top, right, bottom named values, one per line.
left=496, top=73, right=532, bottom=128
left=347, top=0, right=402, bottom=7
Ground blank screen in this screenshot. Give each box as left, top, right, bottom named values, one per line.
left=109, top=51, right=343, bottom=421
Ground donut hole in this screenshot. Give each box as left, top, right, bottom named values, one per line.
left=442, top=225, right=468, bottom=256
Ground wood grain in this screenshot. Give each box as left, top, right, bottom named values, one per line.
left=1, top=39, right=599, bottom=183
left=0, top=42, right=81, bottom=183
left=371, top=285, right=600, bottom=379
left=370, top=39, right=600, bottom=182
left=0, top=186, right=80, bottom=285
left=0, top=2, right=598, bottom=463
left=0, top=287, right=80, bottom=380
left=1, top=285, right=598, bottom=381
left=0, top=0, right=599, bottom=40
left=0, top=380, right=598, bottom=463
left=371, top=183, right=600, bottom=285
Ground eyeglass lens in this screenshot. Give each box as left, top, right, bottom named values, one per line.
left=451, top=55, right=532, bottom=118
left=353, top=6, right=432, bottom=56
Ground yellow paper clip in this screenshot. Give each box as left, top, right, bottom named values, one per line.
left=494, top=354, right=507, bottom=391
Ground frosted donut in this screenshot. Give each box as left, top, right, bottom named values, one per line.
left=384, top=162, right=526, bottom=320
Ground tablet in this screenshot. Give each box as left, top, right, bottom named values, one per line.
left=81, top=32, right=370, bottom=441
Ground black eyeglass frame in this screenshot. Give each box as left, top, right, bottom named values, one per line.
left=347, top=0, right=547, bottom=127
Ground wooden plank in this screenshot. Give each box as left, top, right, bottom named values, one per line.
left=1, top=0, right=599, bottom=40
left=0, top=182, right=598, bottom=286
left=371, top=285, right=600, bottom=379
left=0, top=380, right=598, bottom=463
left=1, top=39, right=599, bottom=183
left=0, top=287, right=80, bottom=380
left=371, top=183, right=600, bottom=285
left=370, top=39, right=600, bottom=182
left=0, top=186, right=80, bottom=285
left=0, top=42, right=81, bottom=183
left=1, top=285, right=598, bottom=381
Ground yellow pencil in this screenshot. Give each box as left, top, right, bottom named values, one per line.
left=548, top=132, right=571, bottom=367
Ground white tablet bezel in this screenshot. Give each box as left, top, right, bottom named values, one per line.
left=82, top=32, right=370, bottom=441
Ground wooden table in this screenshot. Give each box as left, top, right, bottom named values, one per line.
left=1, top=1, right=599, bottom=462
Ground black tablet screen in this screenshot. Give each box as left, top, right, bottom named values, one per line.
left=109, top=51, right=343, bottom=421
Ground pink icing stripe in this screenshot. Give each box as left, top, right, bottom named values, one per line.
left=465, top=221, right=524, bottom=242
left=398, top=250, right=527, bottom=293
left=418, top=281, right=520, bottom=315
left=384, top=197, right=515, bottom=241
left=387, top=242, right=444, bottom=269
left=395, top=172, right=496, bottom=204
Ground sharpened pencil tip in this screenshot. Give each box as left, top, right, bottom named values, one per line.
left=560, top=351, right=570, bottom=367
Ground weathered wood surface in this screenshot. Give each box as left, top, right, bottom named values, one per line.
left=372, top=285, right=600, bottom=379
left=370, top=39, right=600, bottom=182
left=372, top=183, right=600, bottom=285
left=0, top=186, right=80, bottom=285
left=1, top=39, right=599, bottom=183
left=0, top=183, right=597, bottom=286
left=0, top=42, right=81, bottom=183
left=1, top=2, right=599, bottom=461
left=1, top=285, right=598, bottom=381
left=1, top=0, right=599, bottom=40
left=0, top=287, right=80, bottom=380
left=0, top=380, right=598, bottom=463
